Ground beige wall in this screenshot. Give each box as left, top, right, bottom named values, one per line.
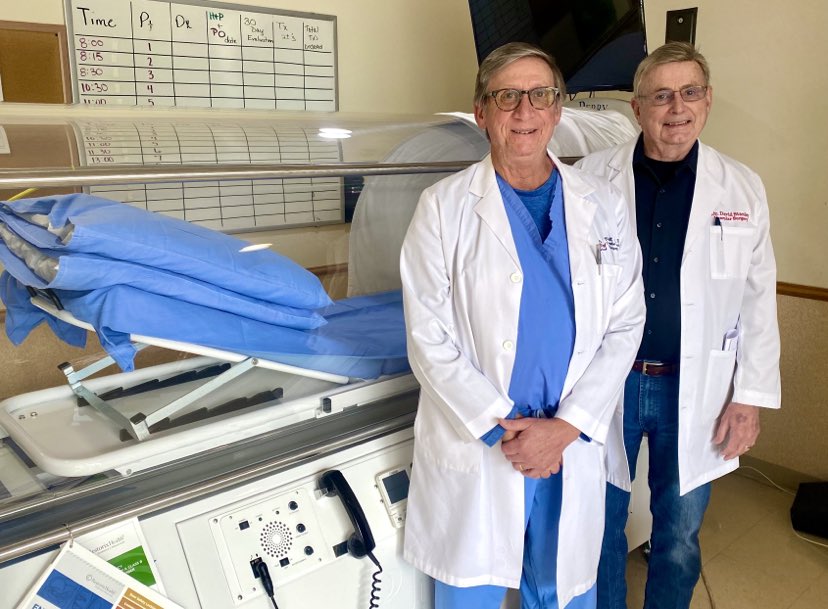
left=642, top=0, right=828, bottom=289
left=2, top=0, right=480, bottom=115
left=752, top=295, right=828, bottom=480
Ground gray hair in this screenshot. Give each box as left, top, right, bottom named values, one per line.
left=473, top=42, right=566, bottom=107
left=633, top=42, right=711, bottom=97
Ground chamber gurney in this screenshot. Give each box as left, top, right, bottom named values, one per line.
left=0, top=291, right=416, bottom=478
left=0, top=194, right=414, bottom=479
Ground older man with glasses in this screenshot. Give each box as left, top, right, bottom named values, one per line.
left=577, top=42, right=781, bottom=609
left=400, top=42, right=645, bottom=609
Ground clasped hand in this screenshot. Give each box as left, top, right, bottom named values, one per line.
left=499, top=417, right=581, bottom=478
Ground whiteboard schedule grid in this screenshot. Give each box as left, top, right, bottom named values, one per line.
left=65, top=0, right=338, bottom=111
left=75, top=119, right=345, bottom=231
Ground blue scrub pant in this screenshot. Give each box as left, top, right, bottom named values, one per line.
left=434, top=472, right=597, bottom=609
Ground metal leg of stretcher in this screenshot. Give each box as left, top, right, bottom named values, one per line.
left=58, top=345, right=152, bottom=439
left=132, top=356, right=259, bottom=438
left=59, top=344, right=148, bottom=383
left=61, top=360, right=148, bottom=441
left=60, top=353, right=262, bottom=442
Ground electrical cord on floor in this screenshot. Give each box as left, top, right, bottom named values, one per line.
left=700, top=564, right=718, bottom=609
left=737, top=465, right=796, bottom=495
left=792, top=529, right=828, bottom=550
left=251, top=558, right=280, bottom=609
left=366, top=550, right=383, bottom=609
left=738, top=465, right=828, bottom=550
left=700, top=464, right=828, bottom=609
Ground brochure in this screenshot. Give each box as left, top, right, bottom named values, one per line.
left=15, top=541, right=183, bottom=609
left=79, top=519, right=165, bottom=593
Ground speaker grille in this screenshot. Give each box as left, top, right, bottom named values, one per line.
left=260, top=521, right=293, bottom=558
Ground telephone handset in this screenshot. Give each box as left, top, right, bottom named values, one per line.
left=320, top=469, right=382, bottom=608
left=320, top=469, right=376, bottom=557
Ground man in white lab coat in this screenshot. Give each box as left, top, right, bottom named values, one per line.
left=576, top=42, right=781, bottom=609
left=401, top=42, right=645, bottom=609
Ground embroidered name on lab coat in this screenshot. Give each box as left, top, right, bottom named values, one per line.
left=711, top=211, right=750, bottom=222
left=599, top=236, right=621, bottom=251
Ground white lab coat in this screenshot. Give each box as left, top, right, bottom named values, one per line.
left=400, top=153, right=645, bottom=606
left=577, top=139, right=781, bottom=495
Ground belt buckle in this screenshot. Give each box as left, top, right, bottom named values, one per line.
left=641, top=361, right=660, bottom=375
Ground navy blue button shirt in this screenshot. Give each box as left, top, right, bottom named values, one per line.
left=633, top=136, right=698, bottom=363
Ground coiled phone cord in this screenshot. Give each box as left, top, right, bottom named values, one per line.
left=366, top=551, right=383, bottom=609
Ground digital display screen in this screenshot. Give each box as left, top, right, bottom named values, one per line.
left=382, top=470, right=410, bottom=505
left=467, top=0, right=647, bottom=93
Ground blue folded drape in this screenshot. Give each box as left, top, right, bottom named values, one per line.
left=0, top=194, right=409, bottom=379
left=0, top=240, right=325, bottom=329
left=0, top=194, right=332, bottom=309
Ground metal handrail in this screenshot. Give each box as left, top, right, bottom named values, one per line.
left=0, top=161, right=477, bottom=189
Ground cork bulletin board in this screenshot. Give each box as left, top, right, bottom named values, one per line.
left=0, top=20, right=72, bottom=104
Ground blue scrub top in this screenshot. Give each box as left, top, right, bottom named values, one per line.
left=481, top=170, right=576, bottom=445
left=502, top=170, right=575, bottom=414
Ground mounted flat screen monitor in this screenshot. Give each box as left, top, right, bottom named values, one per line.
left=468, top=0, right=647, bottom=93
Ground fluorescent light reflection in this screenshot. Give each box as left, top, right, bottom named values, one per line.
left=318, top=128, right=352, bottom=139
left=239, top=243, right=271, bottom=253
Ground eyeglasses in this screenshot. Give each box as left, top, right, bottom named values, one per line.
left=487, top=86, right=561, bottom=111
left=638, top=85, right=708, bottom=106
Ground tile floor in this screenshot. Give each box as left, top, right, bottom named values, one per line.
left=625, top=469, right=828, bottom=609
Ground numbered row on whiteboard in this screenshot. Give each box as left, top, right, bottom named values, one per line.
left=77, top=39, right=333, bottom=62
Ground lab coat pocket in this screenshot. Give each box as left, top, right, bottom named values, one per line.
left=701, top=349, right=737, bottom=420
left=709, top=225, right=755, bottom=279
left=598, top=263, right=622, bottom=329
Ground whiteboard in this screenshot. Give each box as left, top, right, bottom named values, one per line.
left=65, top=0, right=337, bottom=110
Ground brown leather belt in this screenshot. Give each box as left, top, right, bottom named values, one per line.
left=632, top=360, right=678, bottom=376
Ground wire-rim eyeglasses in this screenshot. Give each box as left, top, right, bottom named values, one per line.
left=637, top=85, right=708, bottom=106
left=486, top=86, right=561, bottom=111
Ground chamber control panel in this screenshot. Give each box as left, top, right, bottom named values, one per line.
left=375, top=465, right=411, bottom=528
left=210, top=487, right=334, bottom=604
left=165, top=437, right=420, bottom=609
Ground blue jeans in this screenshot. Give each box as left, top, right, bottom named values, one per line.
left=597, top=371, right=711, bottom=609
